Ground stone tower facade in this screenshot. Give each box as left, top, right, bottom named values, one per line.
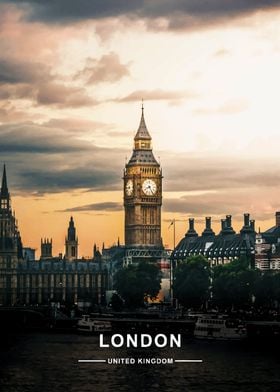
left=65, top=216, right=78, bottom=260
left=0, top=165, right=23, bottom=305
left=41, top=238, right=53, bottom=259
left=123, top=107, right=162, bottom=248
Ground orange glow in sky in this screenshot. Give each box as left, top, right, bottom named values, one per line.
left=1, top=3, right=280, bottom=257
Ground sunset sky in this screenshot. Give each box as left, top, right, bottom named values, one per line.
left=1, top=1, right=280, bottom=257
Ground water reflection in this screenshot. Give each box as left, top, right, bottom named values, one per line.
left=0, top=333, right=279, bottom=392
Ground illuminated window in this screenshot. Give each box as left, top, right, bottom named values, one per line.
left=1, top=199, right=8, bottom=209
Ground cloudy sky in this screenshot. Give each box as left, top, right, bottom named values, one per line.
left=1, top=1, right=280, bottom=257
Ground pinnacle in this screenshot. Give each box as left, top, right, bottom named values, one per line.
left=134, top=106, right=151, bottom=141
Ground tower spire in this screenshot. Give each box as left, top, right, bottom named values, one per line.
left=134, top=103, right=151, bottom=142
left=1, top=164, right=9, bottom=198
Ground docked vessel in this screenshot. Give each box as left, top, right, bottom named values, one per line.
left=77, top=315, right=112, bottom=333
left=194, top=315, right=247, bottom=340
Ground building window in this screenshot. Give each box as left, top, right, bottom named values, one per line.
left=1, top=199, right=8, bottom=209
left=6, top=256, right=11, bottom=269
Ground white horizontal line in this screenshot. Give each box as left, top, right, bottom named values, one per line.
left=78, top=360, right=107, bottom=363
left=174, top=360, right=203, bottom=363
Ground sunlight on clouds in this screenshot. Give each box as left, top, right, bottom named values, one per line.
left=1, top=4, right=280, bottom=254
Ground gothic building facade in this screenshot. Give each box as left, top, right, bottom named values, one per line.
left=122, top=107, right=168, bottom=265
left=0, top=165, right=23, bottom=305
left=123, top=106, right=163, bottom=248
left=0, top=166, right=107, bottom=306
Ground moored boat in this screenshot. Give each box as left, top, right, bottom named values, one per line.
left=194, top=315, right=247, bottom=340
left=77, top=315, right=112, bottom=333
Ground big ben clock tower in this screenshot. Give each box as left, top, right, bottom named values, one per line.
left=124, top=105, right=163, bottom=250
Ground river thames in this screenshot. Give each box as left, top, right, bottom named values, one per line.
left=0, top=333, right=279, bottom=392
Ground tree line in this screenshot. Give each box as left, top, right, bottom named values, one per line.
left=174, top=255, right=280, bottom=310
left=112, top=256, right=280, bottom=311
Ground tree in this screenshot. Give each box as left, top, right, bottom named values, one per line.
left=212, top=257, right=257, bottom=310
left=253, top=271, right=280, bottom=309
left=173, top=255, right=210, bottom=309
left=114, top=262, right=161, bottom=308
left=110, top=293, right=124, bottom=311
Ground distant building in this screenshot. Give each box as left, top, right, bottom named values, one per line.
left=23, top=247, right=36, bottom=261
left=172, top=214, right=256, bottom=267
left=255, top=212, right=280, bottom=270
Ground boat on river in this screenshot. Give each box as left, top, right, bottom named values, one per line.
left=194, top=315, right=247, bottom=340
left=77, top=315, right=112, bottom=333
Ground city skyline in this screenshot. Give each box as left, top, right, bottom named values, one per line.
left=1, top=1, right=280, bottom=256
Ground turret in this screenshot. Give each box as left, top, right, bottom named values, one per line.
left=40, top=238, right=53, bottom=259
left=0, top=164, right=10, bottom=210
left=65, top=216, right=78, bottom=261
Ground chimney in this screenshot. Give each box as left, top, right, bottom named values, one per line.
left=189, top=218, right=194, bottom=231
left=221, top=219, right=226, bottom=230
left=185, top=218, right=198, bottom=238
left=250, top=220, right=255, bottom=232
left=276, top=212, right=280, bottom=227
left=226, top=215, right=232, bottom=228
left=206, top=217, right=211, bottom=229
left=202, top=216, right=215, bottom=236
left=244, top=213, right=250, bottom=227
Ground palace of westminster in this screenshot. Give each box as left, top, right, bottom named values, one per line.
left=1, top=108, right=280, bottom=306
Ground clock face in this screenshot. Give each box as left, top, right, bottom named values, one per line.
left=142, top=179, right=157, bottom=195
left=125, top=179, right=133, bottom=196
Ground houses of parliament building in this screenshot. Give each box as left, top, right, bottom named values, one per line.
left=0, top=164, right=107, bottom=306
left=1, top=107, right=280, bottom=306
left=0, top=107, right=166, bottom=306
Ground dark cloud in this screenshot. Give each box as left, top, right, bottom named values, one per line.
left=20, top=168, right=119, bottom=193
left=0, top=123, right=92, bottom=153
left=0, top=58, right=51, bottom=84
left=2, top=120, right=280, bottom=221
left=0, top=57, right=49, bottom=102
left=59, top=202, right=122, bottom=212
left=3, top=1, right=280, bottom=29
left=0, top=122, right=125, bottom=193
left=0, top=57, right=97, bottom=108
left=76, top=52, right=130, bottom=84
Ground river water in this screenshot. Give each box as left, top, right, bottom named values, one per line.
left=0, top=332, right=279, bottom=392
